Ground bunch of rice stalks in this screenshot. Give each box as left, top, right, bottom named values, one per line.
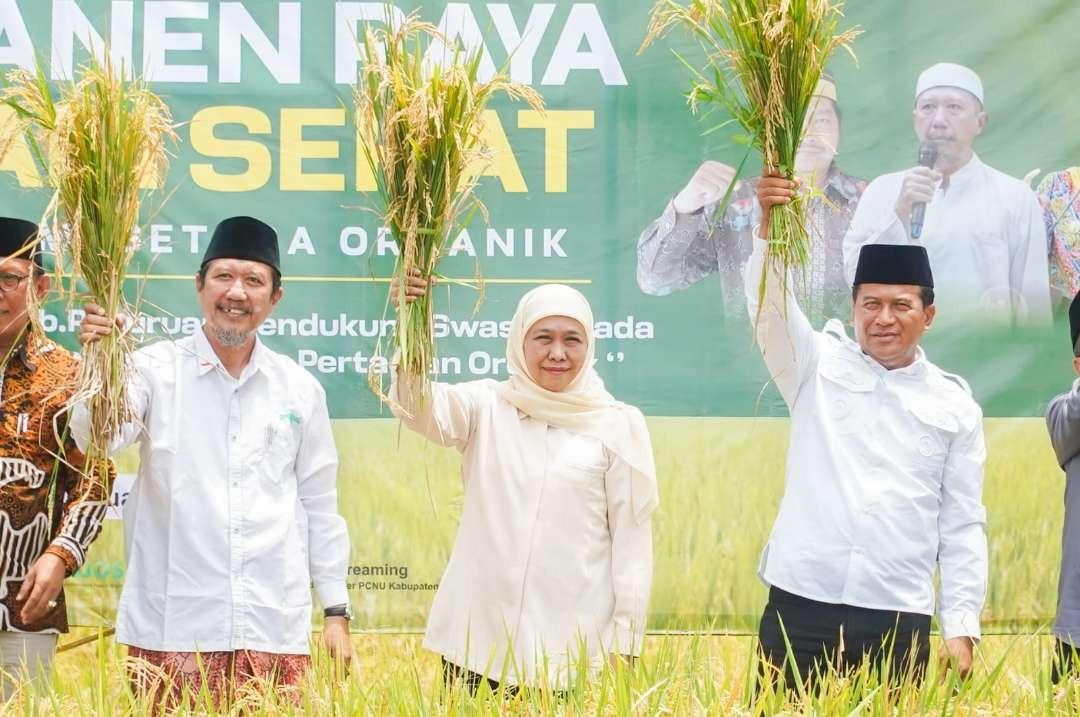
left=1, top=57, right=175, bottom=481
left=354, top=13, right=542, bottom=403
left=643, top=0, right=858, bottom=310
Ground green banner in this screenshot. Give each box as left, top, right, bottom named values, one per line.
left=1, top=0, right=1077, bottom=630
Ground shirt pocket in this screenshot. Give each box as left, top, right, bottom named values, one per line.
left=903, top=398, right=957, bottom=485
left=255, top=410, right=303, bottom=485
left=817, top=355, right=876, bottom=432
left=551, top=433, right=608, bottom=486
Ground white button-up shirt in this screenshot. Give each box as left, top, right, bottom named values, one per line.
left=72, top=329, right=349, bottom=654
left=389, top=373, right=652, bottom=687
left=842, top=154, right=1051, bottom=324
left=746, top=238, right=988, bottom=639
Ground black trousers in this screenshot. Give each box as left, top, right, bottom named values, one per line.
left=1053, top=639, right=1078, bottom=684
left=441, top=657, right=517, bottom=696
left=757, top=587, right=932, bottom=690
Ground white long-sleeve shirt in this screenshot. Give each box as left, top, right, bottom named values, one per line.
left=71, top=329, right=349, bottom=654
left=389, top=372, right=652, bottom=687
left=842, top=154, right=1051, bottom=325
left=746, top=238, right=988, bottom=640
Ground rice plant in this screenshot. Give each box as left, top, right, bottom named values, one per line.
left=0, top=56, right=175, bottom=486
left=353, top=13, right=542, bottom=404
left=642, top=0, right=859, bottom=314
left=2, top=631, right=1078, bottom=715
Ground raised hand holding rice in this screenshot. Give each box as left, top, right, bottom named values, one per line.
left=354, top=13, right=543, bottom=405
left=1, top=55, right=175, bottom=486
left=641, top=0, right=859, bottom=320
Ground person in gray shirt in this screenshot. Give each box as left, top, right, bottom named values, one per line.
left=1045, top=290, right=1080, bottom=681
left=636, top=74, right=866, bottom=326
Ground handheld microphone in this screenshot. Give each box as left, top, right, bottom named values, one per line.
left=910, top=141, right=938, bottom=239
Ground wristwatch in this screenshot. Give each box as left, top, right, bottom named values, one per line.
left=323, top=603, right=353, bottom=622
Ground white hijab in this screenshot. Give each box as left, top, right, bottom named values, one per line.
left=494, top=284, right=659, bottom=524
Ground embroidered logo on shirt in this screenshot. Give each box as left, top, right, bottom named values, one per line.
left=280, top=411, right=301, bottom=426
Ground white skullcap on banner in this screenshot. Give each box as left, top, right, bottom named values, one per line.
left=915, top=62, right=984, bottom=105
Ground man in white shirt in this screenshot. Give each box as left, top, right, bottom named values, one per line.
left=74, top=216, right=353, bottom=706
left=752, top=173, right=987, bottom=689
left=842, top=62, right=1050, bottom=326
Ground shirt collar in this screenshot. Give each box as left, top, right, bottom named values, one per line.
left=831, top=320, right=929, bottom=376
left=825, top=167, right=862, bottom=202
left=943, top=152, right=983, bottom=191
left=192, top=326, right=267, bottom=380
left=3, top=326, right=42, bottom=373
left=884, top=345, right=929, bottom=377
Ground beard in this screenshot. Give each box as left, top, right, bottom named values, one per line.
left=209, top=323, right=251, bottom=347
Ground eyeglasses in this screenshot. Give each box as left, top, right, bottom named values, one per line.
left=0, top=273, right=29, bottom=293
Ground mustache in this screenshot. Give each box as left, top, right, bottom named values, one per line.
left=216, top=303, right=252, bottom=315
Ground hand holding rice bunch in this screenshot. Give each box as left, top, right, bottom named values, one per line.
left=1, top=57, right=175, bottom=480
left=643, top=0, right=859, bottom=312
left=354, top=14, right=543, bottom=405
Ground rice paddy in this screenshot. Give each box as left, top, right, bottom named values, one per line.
left=354, top=14, right=542, bottom=397
left=9, top=416, right=1061, bottom=713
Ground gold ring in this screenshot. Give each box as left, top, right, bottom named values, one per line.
left=46, top=600, right=58, bottom=609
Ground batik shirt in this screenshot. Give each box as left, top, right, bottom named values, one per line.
left=637, top=166, right=866, bottom=326
left=0, top=332, right=111, bottom=633
left=1037, top=167, right=1080, bottom=308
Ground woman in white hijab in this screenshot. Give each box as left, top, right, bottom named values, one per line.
left=389, top=275, right=658, bottom=693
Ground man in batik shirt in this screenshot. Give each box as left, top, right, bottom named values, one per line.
left=0, top=217, right=111, bottom=699
left=637, top=75, right=866, bottom=325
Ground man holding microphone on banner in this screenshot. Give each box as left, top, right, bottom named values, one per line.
left=73, top=216, right=353, bottom=707
left=750, top=173, right=988, bottom=688
left=842, top=62, right=1050, bottom=325
left=0, top=218, right=112, bottom=699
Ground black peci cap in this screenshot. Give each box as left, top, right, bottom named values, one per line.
left=201, top=216, right=280, bottom=275
left=853, top=244, right=934, bottom=289
left=0, top=218, right=42, bottom=268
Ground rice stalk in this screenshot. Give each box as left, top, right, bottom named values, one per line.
left=0, top=55, right=175, bottom=492
left=642, top=0, right=860, bottom=317
left=354, top=12, right=543, bottom=406
left=14, top=631, right=1074, bottom=715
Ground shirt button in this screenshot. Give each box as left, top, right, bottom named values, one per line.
left=231, top=435, right=237, bottom=441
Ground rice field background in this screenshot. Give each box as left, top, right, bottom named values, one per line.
left=6, top=630, right=1080, bottom=714
left=6, top=416, right=1073, bottom=714
left=65, top=416, right=1063, bottom=632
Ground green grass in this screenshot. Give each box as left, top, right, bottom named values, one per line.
left=63, top=417, right=1064, bottom=632
left=2, top=631, right=1080, bottom=714
left=11, top=417, right=1075, bottom=713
